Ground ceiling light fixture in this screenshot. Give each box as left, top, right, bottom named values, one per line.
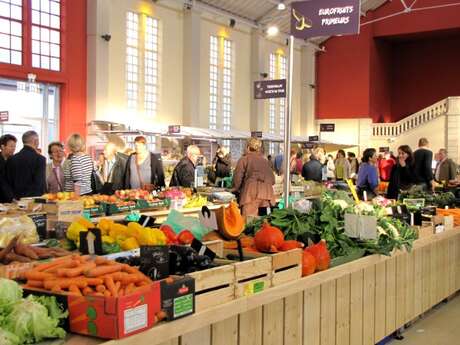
left=277, top=1, right=286, bottom=10
left=266, top=25, right=280, bottom=37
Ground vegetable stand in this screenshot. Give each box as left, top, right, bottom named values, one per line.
left=65, top=227, right=460, bottom=345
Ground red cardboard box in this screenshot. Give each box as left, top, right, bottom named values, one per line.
left=25, top=282, right=161, bottom=339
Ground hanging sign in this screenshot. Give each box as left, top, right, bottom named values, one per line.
left=320, top=123, right=335, bottom=132
left=291, top=0, right=361, bottom=39
left=251, top=131, right=263, bottom=138
left=168, top=125, right=181, bottom=134
left=303, top=143, right=315, bottom=149
left=308, top=135, right=319, bottom=142
left=0, top=111, right=8, bottom=122
left=254, top=79, right=286, bottom=99
left=379, top=147, right=390, bottom=153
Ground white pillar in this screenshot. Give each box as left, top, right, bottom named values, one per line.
left=446, top=97, right=460, bottom=164
left=250, top=29, right=266, bottom=132
left=182, top=8, right=202, bottom=127
left=300, top=45, right=316, bottom=136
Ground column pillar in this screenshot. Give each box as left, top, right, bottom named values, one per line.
left=250, top=29, right=266, bottom=132
left=300, top=45, right=316, bottom=136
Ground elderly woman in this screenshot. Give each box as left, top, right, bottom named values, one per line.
left=232, top=138, right=275, bottom=218
left=46, top=141, right=65, bottom=193
left=64, top=134, right=93, bottom=196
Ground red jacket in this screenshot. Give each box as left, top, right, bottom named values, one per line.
left=379, top=158, right=395, bottom=181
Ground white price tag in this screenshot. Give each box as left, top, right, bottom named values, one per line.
left=124, top=304, right=148, bottom=334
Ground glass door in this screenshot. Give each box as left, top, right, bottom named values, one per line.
left=0, top=77, right=59, bottom=154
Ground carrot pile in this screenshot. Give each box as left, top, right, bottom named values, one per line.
left=23, top=255, right=151, bottom=297
left=436, top=208, right=460, bottom=226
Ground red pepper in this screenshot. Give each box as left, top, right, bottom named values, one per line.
left=160, top=225, right=178, bottom=244
left=177, top=230, right=194, bottom=245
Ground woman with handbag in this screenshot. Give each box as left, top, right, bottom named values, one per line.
left=123, top=136, right=165, bottom=191
left=64, top=134, right=94, bottom=196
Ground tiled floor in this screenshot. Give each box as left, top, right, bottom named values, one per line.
left=387, top=294, right=460, bottom=345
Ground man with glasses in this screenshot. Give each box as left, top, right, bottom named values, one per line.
left=170, top=145, right=201, bottom=188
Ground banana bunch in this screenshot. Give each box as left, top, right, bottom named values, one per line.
left=184, top=195, right=208, bottom=209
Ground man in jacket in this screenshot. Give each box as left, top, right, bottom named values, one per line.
left=101, top=142, right=128, bottom=192
left=435, top=148, right=457, bottom=184
left=301, top=154, right=323, bottom=182
left=0, top=134, right=17, bottom=202
left=413, top=138, right=434, bottom=191
left=170, top=145, right=201, bottom=188
left=6, top=131, right=46, bottom=198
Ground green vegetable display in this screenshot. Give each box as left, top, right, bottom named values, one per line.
left=0, top=279, right=67, bottom=345
left=399, top=187, right=456, bottom=208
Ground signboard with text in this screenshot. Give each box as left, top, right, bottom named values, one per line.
left=254, top=79, right=286, bottom=99
left=0, top=111, right=8, bottom=122
left=308, top=135, right=319, bottom=141
left=168, top=125, right=181, bottom=134
left=379, top=147, right=390, bottom=153
left=251, top=131, right=263, bottom=138
left=320, top=123, right=335, bottom=132
left=291, top=0, right=361, bottom=39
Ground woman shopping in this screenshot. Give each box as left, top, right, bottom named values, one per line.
left=356, top=148, right=379, bottom=200
left=386, top=145, right=416, bottom=199
left=64, top=134, right=94, bottom=196
left=46, top=142, right=65, bottom=193
left=334, top=149, right=351, bottom=181
left=232, top=138, right=275, bottom=219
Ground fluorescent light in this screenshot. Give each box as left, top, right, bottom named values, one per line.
left=277, top=2, right=286, bottom=10
left=266, top=26, right=279, bottom=37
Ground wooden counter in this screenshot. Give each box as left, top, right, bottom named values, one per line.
left=68, top=228, right=460, bottom=345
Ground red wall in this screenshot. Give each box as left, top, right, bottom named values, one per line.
left=391, top=35, right=460, bottom=121
left=0, top=0, right=87, bottom=141
left=316, top=0, right=460, bottom=122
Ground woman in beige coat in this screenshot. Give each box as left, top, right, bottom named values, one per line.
left=232, top=138, right=275, bottom=218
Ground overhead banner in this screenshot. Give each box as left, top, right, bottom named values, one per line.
left=291, top=0, right=361, bottom=39
left=254, top=79, right=286, bottom=99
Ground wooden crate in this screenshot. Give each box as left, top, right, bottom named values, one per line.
left=203, top=239, right=224, bottom=258
left=234, top=256, right=272, bottom=298
left=271, top=249, right=302, bottom=286
left=42, top=200, right=84, bottom=222
left=187, top=260, right=235, bottom=312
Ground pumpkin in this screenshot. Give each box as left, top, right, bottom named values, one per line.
left=215, top=201, right=245, bottom=239
left=302, top=250, right=317, bottom=277
left=305, top=240, right=331, bottom=271
left=254, top=222, right=285, bottom=253
left=279, top=240, right=304, bottom=251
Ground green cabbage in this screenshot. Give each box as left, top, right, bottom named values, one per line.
left=0, top=279, right=22, bottom=309
left=26, top=295, right=68, bottom=321
left=3, top=296, right=66, bottom=344
left=0, top=327, right=20, bottom=345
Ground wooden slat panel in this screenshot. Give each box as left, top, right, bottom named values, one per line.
left=457, top=236, right=460, bottom=290
left=320, top=280, right=336, bottom=345
left=422, top=244, right=432, bottom=312
left=363, top=266, right=375, bottom=345
left=336, top=274, right=351, bottom=345
left=212, top=316, right=238, bottom=345
left=350, top=270, right=363, bottom=345
left=284, top=293, right=303, bottom=345
left=385, top=257, right=396, bottom=335
left=263, top=300, right=284, bottom=345
left=374, top=261, right=386, bottom=343
left=448, top=238, right=456, bottom=295
left=395, top=254, right=406, bottom=328
left=441, top=240, right=450, bottom=299
left=158, top=340, right=179, bottom=345
left=181, top=326, right=211, bottom=345
left=405, top=250, right=415, bottom=323
left=239, top=308, right=263, bottom=345
left=413, top=248, right=423, bottom=317
left=430, top=242, right=439, bottom=306
left=304, top=286, right=321, bottom=345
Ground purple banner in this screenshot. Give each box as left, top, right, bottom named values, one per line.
left=254, top=79, right=286, bottom=99
left=291, top=0, right=360, bottom=39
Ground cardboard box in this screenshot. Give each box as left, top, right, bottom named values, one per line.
left=160, top=276, right=195, bottom=321
left=25, top=282, right=160, bottom=339
left=42, top=200, right=84, bottom=222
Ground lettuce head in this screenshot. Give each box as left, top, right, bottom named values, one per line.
left=0, top=279, right=22, bottom=310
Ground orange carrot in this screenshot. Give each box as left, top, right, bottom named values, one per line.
left=104, top=277, right=118, bottom=297
left=69, top=285, right=82, bottom=296
left=82, top=286, right=94, bottom=296
left=121, top=264, right=138, bottom=274
left=96, top=285, right=106, bottom=293
left=51, top=285, right=62, bottom=293
left=91, top=292, right=104, bottom=297
left=120, top=274, right=144, bottom=285
left=95, top=256, right=111, bottom=265
left=26, top=280, right=44, bottom=288
left=45, top=260, right=80, bottom=273
left=125, top=283, right=135, bottom=295
left=103, top=290, right=112, bottom=297
left=84, top=264, right=122, bottom=277
left=24, top=271, right=54, bottom=281
left=85, top=278, right=104, bottom=286
left=44, top=278, right=88, bottom=290
left=58, top=262, right=97, bottom=278
left=34, top=256, right=73, bottom=272
left=118, top=288, right=125, bottom=297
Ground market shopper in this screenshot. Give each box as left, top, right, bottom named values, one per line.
left=0, top=134, right=17, bottom=202
left=46, top=142, right=65, bottom=193
left=100, top=142, right=127, bottom=192
left=6, top=131, right=46, bottom=199
left=214, top=146, right=231, bottom=179
left=334, top=150, right=351, bottom=181
left=169, top=145, right=201, bottom=188
left=124, top=136, right=165, bottom=190
left=413, top=138, right=434, bottom=191
left=378, top=151, right=396, bottom=182
left=347, top=152, right=359, bottom=179
left=387, top=145, right=416, bottom=199
left=356, top=148, right=379, bottom=200
left=274, top=150, right=283, bottom=175
left=232, top=138, right=275, bottom=218
left=301, top=153, right=323, bottom=182
left=434, top=148, right=457, bottom=184
left=326, top=154, right=335, bottom=180
left=64, top=134, right=94, bottom=196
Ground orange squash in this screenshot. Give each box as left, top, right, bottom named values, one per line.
left=215, top=201, right=245, bottom=239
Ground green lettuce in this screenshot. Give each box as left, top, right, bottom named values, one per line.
left=0, top=279, right=22, bottom=310
left=26, top=295, right=68, bottom=321
left=0, top=327, right=20, bottom=345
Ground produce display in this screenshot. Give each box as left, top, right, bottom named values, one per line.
left=215, top=201, right=245, bottom=239
left=0, top=216, right=39, bottom=247
left=436, top=208, right=460, bottom=226
left=399, top=188, right=456, bottom=208
left=0, top=279, right=67, bottom=344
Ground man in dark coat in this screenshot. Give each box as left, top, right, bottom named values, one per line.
left=301, top=154, right=323, bottom=182
left=101, top=142, right=128, bottom=192
left=413, top=138, right=434, bottom=191
left=6, top=131, right=46, bottom=199
left=170, top=145, right=201, bottom=188
left=0, top=134, right=17, bottom=202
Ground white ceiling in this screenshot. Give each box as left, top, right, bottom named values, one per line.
left=196, top=0, right=388, bottom=34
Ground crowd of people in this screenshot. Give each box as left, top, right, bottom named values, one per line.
left=0, top=131, right=209, bottom=203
